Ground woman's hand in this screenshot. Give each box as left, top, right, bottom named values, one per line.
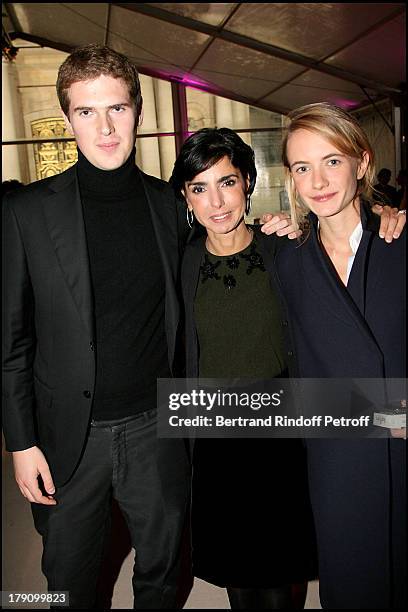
left=260, top=212, right=301, bottom=239
left=372, top=204, right=406, bottom=242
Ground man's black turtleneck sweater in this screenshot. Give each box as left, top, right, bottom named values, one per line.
left=77, top=148, right=170, bottom=420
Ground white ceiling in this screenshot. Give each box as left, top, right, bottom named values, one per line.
left=3, top=2, right=406, bottom=114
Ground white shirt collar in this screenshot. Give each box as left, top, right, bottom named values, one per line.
left=349, top=221, right=363, bottom=255
left=317, top=221, right=363, bottom=284
left=317, top=220, right=363, bottom=252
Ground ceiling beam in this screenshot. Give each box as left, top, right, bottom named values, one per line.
left=256, top=6, right=407, bottom=103
left=115, top=3, right=403, bottom=95
left=104, top=3, right=111, bottom=47
left=3, top=3, right=21, bottom=33
left=9, top=31, right=74, bottom=54
left=189, top=3, right=241, bottom=73
left=129, top=64, right=291, bottom=116
left=7, top=31, right=290, bottom=116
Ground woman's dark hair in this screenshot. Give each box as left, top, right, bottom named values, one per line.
left=170, top=128, right=257, bottom=199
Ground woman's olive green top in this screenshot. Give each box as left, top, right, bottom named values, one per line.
left=194, top=234, right=286, bottom=378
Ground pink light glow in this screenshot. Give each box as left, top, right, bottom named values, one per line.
left=181, top=76, right=209, bottom=88
left=146, top=68, right=220, bottom=94
left=331, top=98, right=361, bottom=110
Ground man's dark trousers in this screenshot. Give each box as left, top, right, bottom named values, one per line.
left=31, top=410, right=190, bottom=609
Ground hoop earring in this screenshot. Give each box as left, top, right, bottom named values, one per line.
left=187, top=208, right=194, bottom=229
left=245, top=195, right=251, bottom=216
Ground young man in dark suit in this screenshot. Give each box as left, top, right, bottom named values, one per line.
left=2, top=44, right=191, bottom=609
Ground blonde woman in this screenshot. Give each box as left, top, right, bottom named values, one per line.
left=277, top=103, right=406, bottom=609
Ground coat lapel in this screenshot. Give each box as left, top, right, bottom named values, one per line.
left=182, top=234, right=207, bottom=378
left=346, top=229, right=372, bottom=315
left=254, top=229, right=279, bottom=286
left=357, top=205, right=384, bottom=304
left=42, top=166, right=94, bottom=337
left=183, top=234, right=205, bottom=309
left=301, top=217, right=383, bottom=357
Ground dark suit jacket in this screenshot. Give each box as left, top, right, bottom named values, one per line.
left=2, top=163, right=188, bottom=486
left=181, top=225, right=297, bottom=377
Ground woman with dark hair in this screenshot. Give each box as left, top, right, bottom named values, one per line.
left=170, top=128, right=318, bottom=609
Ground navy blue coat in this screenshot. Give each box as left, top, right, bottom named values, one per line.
left=276, top=204, right=406, bottom=609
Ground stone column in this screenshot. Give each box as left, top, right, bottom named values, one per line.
left=155, top=79, right=176, bottom=181
left=215, top=96, right=233, bottom=129
left=232, top=101, right=251, bottom=145
left=2, top=58, right=27, bottom=182
left=136, top=74, right=161, bottom=178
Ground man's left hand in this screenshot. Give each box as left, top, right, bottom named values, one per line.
left=372, top=204, right=406, bottom=242
left=390, top=427, right=406, bottom=440
left=260, top=212, right=301, bottom=239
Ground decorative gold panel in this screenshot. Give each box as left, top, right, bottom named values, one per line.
left=31, top=118, right=77, bottom=180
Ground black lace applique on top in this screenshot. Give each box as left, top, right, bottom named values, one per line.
left=239, top=242, right=266, bottom=275
left=200, top=254, right=221, bottom=283
left=223, top=275, right=237, bottom=290
left=200, top=241, right=266, bottom=289
left=226, top=256, right=240, bottom=270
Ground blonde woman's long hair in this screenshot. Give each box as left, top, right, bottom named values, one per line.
left=281, top=102, right=376, bottom=230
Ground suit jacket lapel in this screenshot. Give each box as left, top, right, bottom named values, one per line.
left=140, top=173, right=178, bottom=289
left=140, top=172, right=180, bottom=369
left=42, top=166, right=94, bottom=337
